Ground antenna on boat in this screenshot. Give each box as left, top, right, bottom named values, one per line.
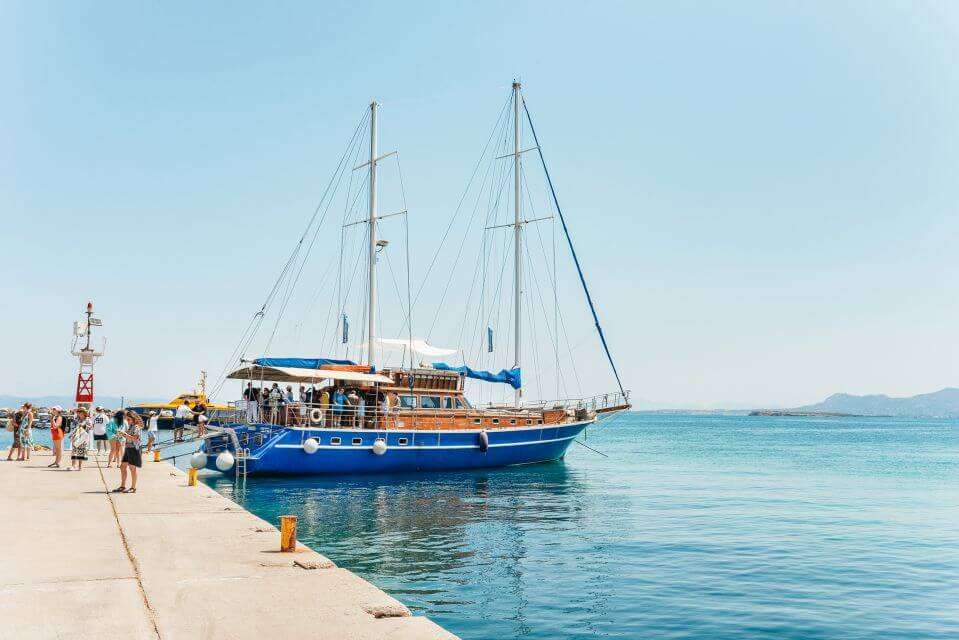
left=367, top=100, right=379, bottom=368
left=512, top=81, right=523, bottom=407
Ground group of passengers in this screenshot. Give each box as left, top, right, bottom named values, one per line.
left=5, top=405, right=147, bottom=493
left=242, top=382, right=396, bottom=429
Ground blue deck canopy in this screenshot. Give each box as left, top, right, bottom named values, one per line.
left=253, top=357, right=357, bottom=369
left=432, top=363, right=522, bottom=390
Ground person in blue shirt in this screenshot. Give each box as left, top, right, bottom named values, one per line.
left=332, top=388, right=347, bottom=427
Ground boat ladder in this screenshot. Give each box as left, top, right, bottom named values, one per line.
left=235, top=447, right=250, bottom=481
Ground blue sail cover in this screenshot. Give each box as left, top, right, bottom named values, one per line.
left=254, top=357, right=356, bottom=369
left=432, top=363, right=522, bottom=390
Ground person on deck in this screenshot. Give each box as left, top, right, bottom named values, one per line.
left=346, top=390, right=360, bottom=428
left=332, top=388, right=346, bottom=427
left=48, top=406, right=65, bottom=468
left=269, top=384, right=283, bottom=424
left=319, top=388, right=331, bottom=427
left=243, top=383, right=258, bottom=424
left=192, top=400, right=207, bottom=437
left=174, top=400, right=192, bottom=442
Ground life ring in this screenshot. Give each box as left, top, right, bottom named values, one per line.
left=309, top=408, right=323, bottom=424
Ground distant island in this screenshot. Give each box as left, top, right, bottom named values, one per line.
left=753, top=388, right=959, bottom=419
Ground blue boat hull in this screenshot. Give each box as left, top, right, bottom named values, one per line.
left=202, top=421, right=591, bottom=476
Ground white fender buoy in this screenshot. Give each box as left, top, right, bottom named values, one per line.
left=478, top=430, right=489, bottom=453
left=190, top=451, right=208, bottom=469
left=303, top=438, right=320, bottom=454
left=372, top=438, right=387, bottom=456
left=215, top=450, right=235, bottom=471
left=309, top=408, right=323, bottom=424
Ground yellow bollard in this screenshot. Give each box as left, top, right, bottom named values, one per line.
left=153, top=450, right=161, bottom=462
left=188, top=467, right=198, bottom=486
left=280, top=515, right=297, bottom=552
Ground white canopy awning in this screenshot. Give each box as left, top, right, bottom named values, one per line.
left=370, top=337, right=458, bottom=357
left=226, top=365, right=393, bottom=385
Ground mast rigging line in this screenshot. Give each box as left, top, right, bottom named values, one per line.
left=522, top=99, right=627, bottom=399
left=209, top=109, right=370, bottom=398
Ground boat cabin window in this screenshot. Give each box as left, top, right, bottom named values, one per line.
left=398, top=395, right=417, bottom=409
left=352, top=438, right=362, bottom=446
left=491, top=418, right=500, bottom=425
left=455, top=397, right=467, bottom=409
left=443, top=397, right=454, bottom=410
left=420, top=396, right=442, bottom=410
left=509, top=419, right=517, bottom=425
left=397, top=438, right=408, bottom=446
left=330, top=437, right=341, bottom=446
left=472, top=418, right=481, bottom=425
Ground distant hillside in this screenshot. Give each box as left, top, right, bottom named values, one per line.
left=794, top=388, right=959, bottom=418
left=0, top=394, right=165, bottom=409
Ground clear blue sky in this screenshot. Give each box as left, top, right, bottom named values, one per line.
left=2, top=1, right=958, bottom=408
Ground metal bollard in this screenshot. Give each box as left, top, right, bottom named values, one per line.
left=280, top=515, right=297, bottom=552
left=188, top=467, right=198, bottom=486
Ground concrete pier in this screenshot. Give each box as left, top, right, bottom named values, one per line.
left=0, top=449, right=457, bottom=640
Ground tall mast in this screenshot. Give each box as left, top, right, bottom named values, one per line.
left=367, top=100, right=379, bottom=367
left=512, top=81, right=522, bottom=407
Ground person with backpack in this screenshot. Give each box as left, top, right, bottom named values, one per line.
left=48, top=406, right=65, bottom=468
left=5, top=409, right=22, bottom=461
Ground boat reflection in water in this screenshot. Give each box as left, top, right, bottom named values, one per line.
left=204, top=460, right=607, bottom=631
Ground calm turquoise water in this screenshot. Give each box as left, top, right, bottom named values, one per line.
left=9, top=415, right=956, bottom=638
left=201, top=414, right=959, bottom=639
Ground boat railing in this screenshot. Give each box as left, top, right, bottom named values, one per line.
left=221, top=390, right=629, bottom=432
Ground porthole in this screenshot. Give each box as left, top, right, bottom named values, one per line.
left=330, top=437, right=341, bottom=445
left=492, top=418, right=500, bottom=425
left=352, top=438, right=362, bottom=445
left=472, top=418, right=482, bottom=425
left=398, top=438, right=408, bottom=446
left=509, top=419, right=517, bottom=425
left=525, top=419, right=532, bottom=425
left=537, top=419, right=543, bottom=425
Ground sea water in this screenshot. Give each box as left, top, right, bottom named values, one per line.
left=202, top=414, right=959, bottom=639
left=7, top=415, right=957, bottom=638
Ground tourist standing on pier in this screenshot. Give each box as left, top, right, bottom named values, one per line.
left=91, top=407, right=108, bottom=454
left=70, top=408, right=91, bottom=470
left=106, top=411, right=123, bottom=468
left=146, top=411, right=158, bottom=452
left=174, top=400, right=192, bottom=442
left=5, top=408, right=22, bottom=461
left=192, top=400, right=207, bottom=437
left=114, top=412, right=142, bottom=493
left=48, top=406, right=64, bottom=468
left=18, top=404, right=34, bottom=461
left=243, top=383, right=258, bottom=423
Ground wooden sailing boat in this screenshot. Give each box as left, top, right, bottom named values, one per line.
left=200, top=82, right=629, bottom=476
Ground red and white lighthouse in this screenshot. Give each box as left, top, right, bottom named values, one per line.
left=71, top=301, right=105, bottom=408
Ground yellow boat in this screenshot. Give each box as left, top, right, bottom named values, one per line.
left=128, top=371, right=232, bottom=428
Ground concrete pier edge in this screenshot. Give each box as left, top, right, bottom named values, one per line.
left=0, top=448, right=458, bottom=640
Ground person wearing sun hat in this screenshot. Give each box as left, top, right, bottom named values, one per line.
left=70, top=407, right=92, bottom=470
